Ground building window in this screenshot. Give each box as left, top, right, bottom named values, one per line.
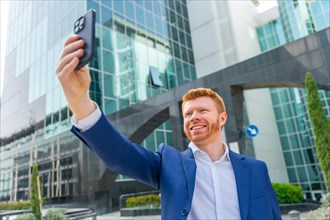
left=149, top=66, right=163, bottom=87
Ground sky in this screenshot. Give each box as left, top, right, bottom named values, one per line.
left=0, top=0, right=278, bottom=98
left=0, top=1, right=9, bottom=98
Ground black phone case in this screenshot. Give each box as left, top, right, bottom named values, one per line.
left=74, top=9, right=95, bottom=70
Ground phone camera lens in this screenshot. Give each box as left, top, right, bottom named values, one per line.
left=79, top=17, right=85, bottom=27
left=74, top=20, right=80, bottom=27
left=74, top=26, right=79, bottom=33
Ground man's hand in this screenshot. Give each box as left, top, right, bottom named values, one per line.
left=56, top=35, right=96, bottom=120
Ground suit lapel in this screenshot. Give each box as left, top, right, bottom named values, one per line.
left=230, top=150, right=250, bottom=220
left=180, top=148, right=197, bottom=202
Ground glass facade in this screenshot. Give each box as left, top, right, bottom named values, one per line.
left=0, top=0, right=195, bottom=209
left=256, top=18, right=286, bottom=51
left=256, top=0, right=330, bottom=198
left=278, top=0, right=330, bottom=42
left=270, top=88, right=329, bottom=199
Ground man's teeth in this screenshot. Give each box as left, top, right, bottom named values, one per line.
left=192, top=126, right=204, bottom=130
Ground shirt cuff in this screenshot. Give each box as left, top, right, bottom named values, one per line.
left=70, top=103, right=102, bottom=132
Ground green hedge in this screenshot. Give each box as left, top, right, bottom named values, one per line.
left=44, top=208, right=67, bottom=220
left=15, top=213, right=35, bottom=220
left=0, top=201, right=31, bottom=210
left=126, top=194, right=160, bottom=208
left=272, top=182, right=303, bottom=204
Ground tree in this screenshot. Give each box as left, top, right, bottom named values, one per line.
left=305, top=72, right=330, bottom=190
left=31, top=163, right=42, bottom=220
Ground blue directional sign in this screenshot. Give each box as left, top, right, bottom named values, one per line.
left=246, top=125, right=259, bottom=138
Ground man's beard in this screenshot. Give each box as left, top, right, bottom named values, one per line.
left=184, top=118, right=221, bottom=144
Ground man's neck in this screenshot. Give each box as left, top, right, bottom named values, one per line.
left=194, top=139, right=225, bottom=162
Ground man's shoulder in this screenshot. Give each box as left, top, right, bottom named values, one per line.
left=230, top=150, right=266, bottom=166
left=158, top=144, right=192, bottom=157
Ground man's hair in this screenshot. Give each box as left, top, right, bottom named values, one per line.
left=182, top=88, right=226, bottom=113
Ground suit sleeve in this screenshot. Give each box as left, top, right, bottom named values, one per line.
left=263, top=162, right=282, bottom=220
left=71, top=113, right=162, bottom=189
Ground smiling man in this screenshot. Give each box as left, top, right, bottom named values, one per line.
left=56, top=35, right=282, bottom=220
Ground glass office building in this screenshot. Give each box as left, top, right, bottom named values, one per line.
left=256, top=0, right=329, bottom=199
left=0, top=0, right=195, bottom=210
left=278, top=0, right=329, bottom=42
left=256, top=18, right=286, bottom=52
left=270, top=88, right=329, bottom=199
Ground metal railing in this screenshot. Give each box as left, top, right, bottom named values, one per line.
left=119, top=190, right=160, bottom=210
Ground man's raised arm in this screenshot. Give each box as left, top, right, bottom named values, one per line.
left=55, top=34, right=96, bottom=120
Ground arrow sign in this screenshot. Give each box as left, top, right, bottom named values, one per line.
left=246, top=125, right=259, bottom=138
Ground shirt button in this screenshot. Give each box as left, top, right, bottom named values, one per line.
left=181, top=208, right=187, bottom=216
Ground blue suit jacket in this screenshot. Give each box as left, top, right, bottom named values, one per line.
left=72, top=113, right=282, bottom=220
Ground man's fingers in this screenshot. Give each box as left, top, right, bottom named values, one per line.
left=56, top=49, right=84, bottom=76
left=61, top=57, right=80, bottom=78
left=60, top=39, right=84, bottom=60
left=64, top=34, right=80, bottom=47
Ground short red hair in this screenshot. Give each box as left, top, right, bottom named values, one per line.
left=182, top=88, right=226, bottom=113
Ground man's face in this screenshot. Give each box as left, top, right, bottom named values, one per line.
left=182, top=96, right=227, bottom=146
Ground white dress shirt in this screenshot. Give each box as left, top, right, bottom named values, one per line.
left=71, top=106, right=241, bottom=219
left=71, top=105, right=102, bottom=131
left=187, top=142, right=241, bottom=220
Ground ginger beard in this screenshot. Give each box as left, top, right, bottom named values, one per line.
left=184, top=114, right=221, bottom=146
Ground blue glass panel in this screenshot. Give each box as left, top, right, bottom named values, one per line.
left=284, top=152, right=294, bottom=166
left=277, top=121, right=287, bottom=134
left=87, top=0, right=100, bottom=23
left=256, top=27, right=264, bottom=38
left=145, top=133, right=156, bottom=151
left=289, top=135, right=299, bottom=149
left=104, top=98, right=117, bottom=115
left=150, top=66, right=163, bottom=87
left=101, top=0, right=112, bottom=9
left=297, top=167, right=308, bottom=182
left=155, top=17, right=163, bottom=36
left=104, top=74, right=115, bottom=98
left=125, top=1, right=135, bottom=21
left=145, top=0, right=153, bottom=12
left=136, top=5, right=145, bottom=27
left=102, top=27, right=113, bottom=50
left=146, top=11, right=154, bottom=31
left=113, top=0, right=124, bottom=15
left=274, top=106, right=283, bottom=119
left=293, top=150, right=304, bottom=165
left=281, top=136, right=290, bottom=151
left=101, top=6, right=112, bottom=28
left=287, top=168, right=297, bottom=182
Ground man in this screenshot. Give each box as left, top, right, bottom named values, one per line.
left=56, top=35, right=282, bottom=219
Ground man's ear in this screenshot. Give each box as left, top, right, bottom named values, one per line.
left=219, top=112, right=227, bottom=127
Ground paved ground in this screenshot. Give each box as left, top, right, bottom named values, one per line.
left=1, top=209, right=307, bottom=220
left=98, top=211, right=160, bottom=220
left=98, top=211, right=308, bottom=220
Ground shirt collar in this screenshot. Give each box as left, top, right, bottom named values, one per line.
left=188, top=142, right=231, bottom=162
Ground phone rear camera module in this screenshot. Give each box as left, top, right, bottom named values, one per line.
left=74, top=16, right=85, bottom=33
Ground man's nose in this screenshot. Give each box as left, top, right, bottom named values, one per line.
left=190, top=111, right=200, bottom=121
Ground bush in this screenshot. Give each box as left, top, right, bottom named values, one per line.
left=305, top=206, right=330, bottom=220
left=272, top=182, right=303, bottom=204
left=305, top=193, right=330, bottom=219
left=321, top=192, right=330, bottom=208
left=126, top=194, right=160, bottom=208
left=15, top=213, right=35, bottom=220
left=44, top=208, right=67, bottom=220
left=0, top=201, right=31, bottom=210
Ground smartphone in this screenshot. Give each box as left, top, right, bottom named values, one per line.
left=74, top=9, right=96, bottom=70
